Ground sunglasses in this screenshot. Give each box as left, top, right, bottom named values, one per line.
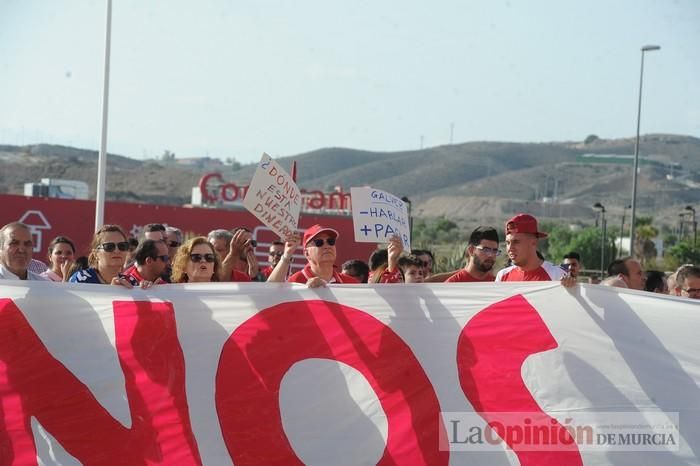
left=249, top=239, right=258, bottom=247
left=97, top=241, right=130, bottom=252
left=474, top=245, right=502, bottom=256
left=310, top=237, right=336, bottom=247
left=269, top=251, right=284, bottom=257
left=167, top=241, right=181, bottom=248
left=156, top=255, right=170, bottom=262
left=190, top=253, right=216, bottom=263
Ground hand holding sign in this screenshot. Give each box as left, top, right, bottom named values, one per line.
left=283, top=232, right=301, bottom=258
left=351, top=187, right=411, bottom=249
left=243, top=153, right=301, bottom=239
left=387, top=235, right=403, bottom=272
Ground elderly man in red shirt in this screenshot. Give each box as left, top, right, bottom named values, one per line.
left=268, top=224, right=359, bottom=287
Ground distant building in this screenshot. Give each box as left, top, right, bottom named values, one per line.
left=24, top=178, right=89, bottom=200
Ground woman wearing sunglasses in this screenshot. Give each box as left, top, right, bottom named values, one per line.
left=40, top=236, right=76, bottom=282
left=69, top=225, right=132, bottom=286
left=171, top=237, right=221, bottom=283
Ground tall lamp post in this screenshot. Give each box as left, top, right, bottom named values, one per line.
left=401, top=196, right=413, bottom=242
left=594, top=203, right=607, bottom=276
left=629, top=44, right=660, bottom=258
left=619, top=204, right=631, bottom=257
left=686, top=205, right=697, bottom=248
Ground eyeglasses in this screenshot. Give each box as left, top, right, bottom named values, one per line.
left=156, top=255, right=170, bottom=262
left=190, top=253, right=216, bottom=263
left=474, top=245, right=502, bottom=256
left=167, top=241, right=181, bottom=248
left=311, top=237, right=336, bottom=247
left=97, top=241, right=129, bottom=252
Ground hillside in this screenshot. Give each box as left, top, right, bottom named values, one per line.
left=1, top=134, right=698, bottom=227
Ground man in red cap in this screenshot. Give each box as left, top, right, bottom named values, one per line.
left=286, top=224, right=360, bottom=286
left=496, top=214, right=573, bottom=283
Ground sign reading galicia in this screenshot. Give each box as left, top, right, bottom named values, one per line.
left=197, top=173, right=352, bottom=212
left=350, top=187, right=411, bottom=249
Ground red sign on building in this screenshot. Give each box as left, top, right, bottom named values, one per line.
left=0, top=194, right=375, bottom=271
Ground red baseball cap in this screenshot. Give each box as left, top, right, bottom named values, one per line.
left=303, top=224, right=339, bottom=246
left=505, top=213, right=548, bottom=239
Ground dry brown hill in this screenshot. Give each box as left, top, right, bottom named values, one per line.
left=1, top=134, right=698, bottom=227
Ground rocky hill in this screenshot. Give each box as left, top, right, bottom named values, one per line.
left=1, top=134, right=698, bottom=227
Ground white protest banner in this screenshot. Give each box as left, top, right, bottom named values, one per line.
left=243, top=153, right=301, bottom=238
left=350, top=187, right=411, bottom=249
left=0, top=281, right=698, bottom=465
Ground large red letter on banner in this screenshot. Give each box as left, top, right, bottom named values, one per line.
left=0, top=299, right=201, bottom=465
left=216, top=300, right=448, bottom=465
left=457, top=294, right=582, bottom=466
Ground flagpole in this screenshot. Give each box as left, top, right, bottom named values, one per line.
left=94, top=0, right=112, bottom=231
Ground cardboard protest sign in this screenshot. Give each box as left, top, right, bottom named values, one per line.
left=243, top=153, right=301, bottom=238
left=350, top=187, right=410, bottom=249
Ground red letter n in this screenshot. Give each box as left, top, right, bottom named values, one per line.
left=0, top=299, right=201, bottom=465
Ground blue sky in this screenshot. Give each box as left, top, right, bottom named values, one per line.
left=0, top=0, right=698, bottom=163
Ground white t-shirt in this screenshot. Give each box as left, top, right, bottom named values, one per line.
left=0, top=263, right=48, bottom=281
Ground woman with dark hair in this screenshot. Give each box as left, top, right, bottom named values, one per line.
left=40, top=236, right=76, bottom=282
left=171, top=236, right=221, bottom=283
left=68, top=224, right=132, bottom=286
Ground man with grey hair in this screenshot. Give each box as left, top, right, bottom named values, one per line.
left=674, top=265, right=700, bottom=299
left=165, top=226, right=183, bottom=258
left=207, top=229, right=234, bottom=261
left=0, top=222, right=47, bottom=280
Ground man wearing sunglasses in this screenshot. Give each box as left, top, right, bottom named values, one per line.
left=220, top=227, right=263, bottom=282
left=120, top=239, right=169, bottom=287
left=287, top=224, right=359, bottom=286
left=446, top=226, right=500, bottom=282
left=673, top=265, right=700, bottom=299
left=261, top=241, right=285, bottom=279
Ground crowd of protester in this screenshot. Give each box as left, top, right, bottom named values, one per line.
left=0, top=212, right=698, bottom=300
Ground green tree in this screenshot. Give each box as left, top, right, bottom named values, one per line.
left=584, top=134, right=600, bottom=144
left=547, top=226, right=615, bottom=271
left=540, top=225, right=576, bottom=262
left=161, top=150, right=176, bottom=163
left=633, top=216, right=658, bottom=265
left=412, top=216, right=460, bottom=246
left=666, top=241, right=700, bottom=268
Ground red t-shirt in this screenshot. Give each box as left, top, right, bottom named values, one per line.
left=369, top=268, right=403, bottom=284
left=261, top=265, right=274, bottom=279
left=230, top=269, right=251, bottom=282
left=120, top=264, right=165, bottom=286
left=445, top=269, right=495, bottom=283
left=495, top=262, right=565, bottom=282
left=288, top=264, right=360, bottom=284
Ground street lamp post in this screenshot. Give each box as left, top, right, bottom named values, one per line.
left=686, top=205, right=697, bottom=248
left=401, top=196, right=413, bottom=242
left=679, top=212, right=687, bottom=239
left=629, top=44, right=660, bottom=258
left=619, top=204, right=631, bottom=257
left=594, top=203, right=607, bottom=276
